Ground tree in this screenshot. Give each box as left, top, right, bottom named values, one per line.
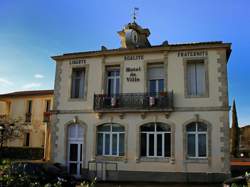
left=0, top=117, right=29, bottom=149
left=231, top=99, right=240, bottom=157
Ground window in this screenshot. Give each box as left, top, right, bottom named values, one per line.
left=25, top=100, right=32, bottom=122
left=140, top=122, right=171, bottom=157
left=147, top=65, right=164, bottom=96
left=24, top=132, right=30, bottom=146
left=187, top=60, right=206, bottom=96
left=45, top=100, right=51, bottom=112
left=27, top=100, right=32, bottom=113
left=71, top=68, right=85, bottom=98
left=97, top=123, right=124, bottom=156
left=186, top=122, right=207, bottom=158
left=106, top=68, right=120, bottom=96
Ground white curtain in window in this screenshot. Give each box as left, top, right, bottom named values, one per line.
left=187, top=62, right=205, bottom=96
left=196, top=62, right=205, bottom=96
left=187, top=63, right=197, bottom=95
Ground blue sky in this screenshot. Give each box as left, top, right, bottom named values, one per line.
left=0, top=0, right=249, bottom=125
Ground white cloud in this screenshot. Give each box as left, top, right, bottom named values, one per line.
left=22, top=83, right=42, bottom=89
left=34, top=74, right=44, bottom=79
left=0, top=78, right=13, bottom=86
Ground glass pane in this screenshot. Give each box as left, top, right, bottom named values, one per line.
left=187, top=63, right=197, bottom=95
left=157, top=134, right=162, bottom=156
left=74, top=79, right=80, bottom=98
left=69, top=163, right=77, bottom=175
left=198, top=134, right=207, bottom=157
left=115, top=70, right=120, bottom=76
left=187, top=123, right=196, bottom=132
left=196, top=62, right=205, bottom=95
left=119, top=133, right=125, bottom=156
left=112, top=124, right=124, bottom=132
left=107, top=79, right=114, bottom=96
left=141, top=123, right=155, bottom=132
left=112, top=134, right=117, bottom=155
left=198, top=123, right=207, bottom=132
left=80, top=144, right=82, bottom=161
left=149, top=134, right=154, bottom=156
left=70, top=144, right=78, bottom=161
left=158, top=79, right=164, bottom=93
left=187, top=134, right=195, bottom=157
left=80, top=164, right=82, bottom=175
left=141, top=133, right=146, bottom=156
left=149, top=80, right=156, bottom=95
left=115, top=78, right=120, bottom=94
left=68, top=125, right=76, bottom=138
left=77, top=126, right=83, bottom=138
left=98, top=124, right=110, bottom=132
left=97, top=133, right=103, bottom=155
left=156, top=123, right=170, bottom=132
left=164, top=133, right=171, bottom=157
left=105, top=134, right=110, bottom=155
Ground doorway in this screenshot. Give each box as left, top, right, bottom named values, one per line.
left=67, top=124, right=84, bottom=176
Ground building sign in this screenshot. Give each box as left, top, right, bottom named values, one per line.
left=177, top=51, right=208, bottom=57
left=69, top=59, right=86, bottom=65
left=124, top=55, right=144, bottom=61
left=126, top=67, right=141, bottom=82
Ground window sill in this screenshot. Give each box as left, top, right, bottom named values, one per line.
left=185, top=94, right=209, bottom=99
left=185, top=158, right=208, bottom=164
left=138, top=157, right=173, bottom=163
left=68, top=98, right=86, bottom=102
left=95, top=155, right=126, bottom=162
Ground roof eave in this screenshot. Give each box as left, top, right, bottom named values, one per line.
left=51, top=42, right=232, bottom=61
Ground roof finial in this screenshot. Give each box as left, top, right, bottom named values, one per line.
left=132, top=7, right=139, bottom=23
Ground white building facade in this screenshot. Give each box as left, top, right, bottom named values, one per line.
left=51, top=22, right=231, bottom=182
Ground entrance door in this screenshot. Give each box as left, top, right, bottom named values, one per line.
left=67, top=124, right=84, bottom=176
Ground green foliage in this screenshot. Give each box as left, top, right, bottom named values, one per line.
left=80, top=177, right=96, bottom=187
left=1, top=147, right=44, bottom=160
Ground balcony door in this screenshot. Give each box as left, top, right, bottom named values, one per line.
left=106, top=68, right=120, bottom=96
left=67, top=124, right=84, bottom=177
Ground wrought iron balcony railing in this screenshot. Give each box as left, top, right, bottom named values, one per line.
left=94, top=91, right=174, bottom=111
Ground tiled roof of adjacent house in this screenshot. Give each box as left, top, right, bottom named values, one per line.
left=0, top=90, right=54, bottom=98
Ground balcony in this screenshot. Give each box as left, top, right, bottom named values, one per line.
left=43, top=112, right=52, bottom=123
left=94, top=91, right=174, bottom=112
left=25, top=113, right=32, bottom=122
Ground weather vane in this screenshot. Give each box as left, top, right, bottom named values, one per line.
left=132, top=7, right=139, bottom=23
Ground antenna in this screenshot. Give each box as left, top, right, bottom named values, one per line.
left=132, top=7, right=139, bottom=23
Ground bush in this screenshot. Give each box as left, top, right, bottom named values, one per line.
left=1, top=147, right=44, bottom=160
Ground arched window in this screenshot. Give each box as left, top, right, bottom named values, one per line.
left=186, top=122, right=207, bottom=158
left=140, top=122, right=171, bottom=157
left=97, top=123, right=125, bottom=156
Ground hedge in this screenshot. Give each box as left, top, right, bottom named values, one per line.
left=1, top=147, right=44, bottom=160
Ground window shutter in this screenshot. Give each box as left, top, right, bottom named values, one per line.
left=148, top=66, right=164, bottom=80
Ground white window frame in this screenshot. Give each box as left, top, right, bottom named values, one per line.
left=187, top=122, right=208, bottom=159
left=106, top=68, right=120, bottom=96
left=97, top=124, right=124, bottom=157
left=141, top=123, right=171, bottom=158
